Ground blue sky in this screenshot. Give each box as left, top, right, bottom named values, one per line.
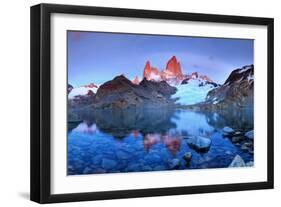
left=68, top=31, right=253, bottom=86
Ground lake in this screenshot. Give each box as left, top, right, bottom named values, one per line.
left=67, top=107, right=254, bottom=175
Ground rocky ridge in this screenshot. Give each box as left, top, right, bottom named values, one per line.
left=186, top=65, right=254, bottom=110
left=92, top=75, right=177, bottom=109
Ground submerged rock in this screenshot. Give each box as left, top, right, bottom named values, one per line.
left=229, top=155, right=246, bottom=167
left=231, top=136, right=245, bottom=143
left=222, top=126, right=235, bottom=136
left=233, top=131, right=243, bottom=137
left=83, top=167, right=92, bottom=174
left=153, top=165, right=166, bottom=171
left=101, top=158, right=118, bottom=170
left=245, top=130, right=254, bottom=139
left=246, top=161, right=254, bottom=167
left=243, top=142, right=253, bottom=147
left=142, top=165, right=153, bottom=171
left=225, top=150, right=233, bottom=155
left=186, top=136, right=211, bottom=153
left=240, top=144, right=249, bottom=152
left=127, top=163, right=142, bottom=172
left=116, top=150, right=131, bottom=160
left=168, top=159, right=181, bottom=169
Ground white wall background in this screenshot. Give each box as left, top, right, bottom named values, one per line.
left=0, top=0, right=279, bottom=206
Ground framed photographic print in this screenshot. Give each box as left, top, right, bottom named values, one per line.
left=30, top=3, right=274, bottom=203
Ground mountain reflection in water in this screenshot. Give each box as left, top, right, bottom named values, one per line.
left=67, top=108, right=253, bottom=175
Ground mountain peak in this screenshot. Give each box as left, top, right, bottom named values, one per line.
left=165, top=56, right=183, bottom=77
left=132, top=76, right=140, bottom=84
left=171, top=55, right=177, bottom=61
left=145, top=61, right=151, bottom=67
left=143, top=60, right=160, bottom=81
left=224, top=64, right=253, bottom=85
left=83, top=83, right=98, bottom=88
left=113, top=74, right=130, bottom=81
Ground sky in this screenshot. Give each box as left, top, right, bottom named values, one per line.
left=68, top=31, right=253, bottom=86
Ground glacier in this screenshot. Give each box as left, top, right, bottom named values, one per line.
left=172, top=79, right=215, bottom=106
left=68, top=86, right=98, bottom=99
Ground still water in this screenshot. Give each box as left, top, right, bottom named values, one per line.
left=68, top=108, right=253, bottom=175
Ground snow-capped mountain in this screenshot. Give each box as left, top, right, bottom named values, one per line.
left=143, top=61, right=162, bottom=81
left=142, top=56, right=216, bottom=87
left=182, top=72, right=214, bottom=84
left=68, top=83, right=99, bottom=99
left=132, top=76, right=140, bottom=84
left=143, top=56, right=184, bottom=84
left=68, top=56, right=219, bottom=107
left=203, top=64, right=254, bottom=109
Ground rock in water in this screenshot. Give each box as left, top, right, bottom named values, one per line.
left=183, top=152, right=192, bottom=162
left=83, top=167, right=92, bottom=174
left=231, top=136, right=245, bottom=143
left=116, top=150, right=131, bottom=160
left=246, top=161, right=254, bottom=167
left=245, top=130, right=254, bottom=139
left=222, top=126, right=235, bottom=136
left=168, top=159, right=181, bottom=169
left=233, top=131, right=243, bottom=137
left=101, top=158, right=118, bottom=170
left=186, top=136, right=211, bottom=153
left=229, top=155, right=246, bottom=167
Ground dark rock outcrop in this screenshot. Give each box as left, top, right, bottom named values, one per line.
left=193, top=65, right=254, bottom=110
left=93, top=75, right=177, bottom=109
left=68, top=89, right=95, bottom=108
left=68, top=84, right=73, bottom=94
left=139, top=78, right=177, bottom=97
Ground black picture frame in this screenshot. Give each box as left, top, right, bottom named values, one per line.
left=30, top=3, right=274, bottom=204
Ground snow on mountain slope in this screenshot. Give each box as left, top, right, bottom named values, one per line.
left=172, top=79, right=216, bottom=105
left=68, top=85, right=99, bottom=99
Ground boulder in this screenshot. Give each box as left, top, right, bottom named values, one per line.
left=168, top=159, right=181, bottom=169
left=246, top=161, right=254, bottom=167
left=222, top=126, right=235, bottom=136
left=245, top=130, right=254, bottom=139
left=186, top=135, right=211, bottom=153
left=233, top=131, right=243, bottom=137
left=240, top=144, right=249, bottom=152
left=231, top=136, right=245, bottom=143
left=229, top=155, right=246, bottom=168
